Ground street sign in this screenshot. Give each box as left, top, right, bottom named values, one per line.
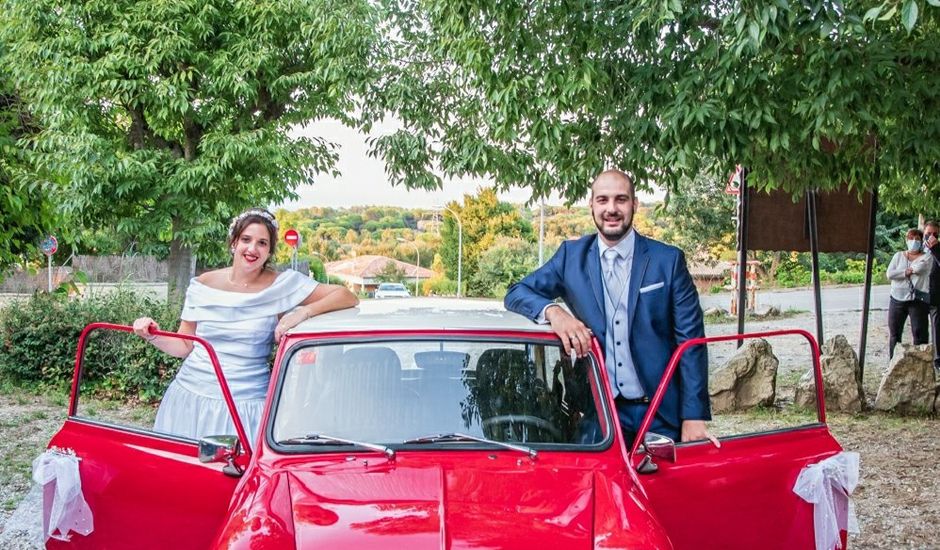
left=725, top=165, right=743, bottom=195
left=284, top=229, right=300, bottom=248
left=40, top=235, right=58, bottom=292
left=40, top=235, right=58, bottom=256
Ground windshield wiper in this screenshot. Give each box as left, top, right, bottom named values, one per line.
left=279, top=433, right=395, bottom=460
left=403, top=432, right=537, bottom=460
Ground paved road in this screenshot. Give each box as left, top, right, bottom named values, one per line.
left=699, top=284, right=891, bottom=313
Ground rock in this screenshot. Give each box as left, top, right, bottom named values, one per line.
left=873, top=344, right=938, bottom=414
left=763, top=306, right=781, bottom=317
left=794, top=334, right=865, bottom=412
left=703, top=307, right=726, bottom=317
left=709, top=339, right=778, bottom=412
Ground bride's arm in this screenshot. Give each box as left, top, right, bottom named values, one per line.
left=275, top=284, right=359, bottom=340
left=132, top=318, right=197, bottom=358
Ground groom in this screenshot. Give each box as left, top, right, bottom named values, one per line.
left=505, top=169, right=715, bottom=445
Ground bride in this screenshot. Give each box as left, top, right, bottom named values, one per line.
left=132, top=208, right=358, bottom=443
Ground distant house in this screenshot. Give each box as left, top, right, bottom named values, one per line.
left=325, top=255, right=436, bottom=295
left=688, top=261, right=732, bottom=293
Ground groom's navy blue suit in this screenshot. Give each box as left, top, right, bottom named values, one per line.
left=504, top=232, right=710, bottom=434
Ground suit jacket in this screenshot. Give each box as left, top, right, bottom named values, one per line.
left=504, top=233, right=710, bottom=428
left=928, top=242, right=940, bottom=306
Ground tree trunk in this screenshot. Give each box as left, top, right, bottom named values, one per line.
left=167, top=218, right=195, bottom=301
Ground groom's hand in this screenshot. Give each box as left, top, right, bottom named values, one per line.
left=545, top=306, right=592, bottom=357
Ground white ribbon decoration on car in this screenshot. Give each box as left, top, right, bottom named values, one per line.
left=32, top=447, right=94, bottom=542
left=793, top=451, right=860, bottom=550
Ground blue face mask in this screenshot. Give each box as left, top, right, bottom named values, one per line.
left=907, top=239, right=923, bottom=252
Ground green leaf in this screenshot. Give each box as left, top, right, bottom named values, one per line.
left=863, top=6, right=882, bottom=22
left=927, top=0, right=940, bottom=7
left=879, top=5, right=898, bottom=20
left=748, top=20, right=760, bottom=45
left=900, top=0, right=918, bottom=32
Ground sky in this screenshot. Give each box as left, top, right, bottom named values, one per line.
left=276, top=119, right=663, bottom=211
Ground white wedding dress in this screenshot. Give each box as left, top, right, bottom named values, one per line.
left=153, top=270, right=317, bottom=444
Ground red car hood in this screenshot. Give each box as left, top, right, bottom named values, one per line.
left=286, top=458, right=595, bottom=549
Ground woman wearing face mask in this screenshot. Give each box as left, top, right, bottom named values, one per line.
left=886, top=228, right=932, bottom=359
left=132, top=208, right=358, bottom=443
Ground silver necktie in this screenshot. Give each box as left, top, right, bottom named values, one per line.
left=603, top=248, right=625, bottom=301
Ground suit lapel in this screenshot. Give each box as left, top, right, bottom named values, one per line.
left=586, top=236, right=605, bottom=316
left=628, top=234, right=650, bottom=327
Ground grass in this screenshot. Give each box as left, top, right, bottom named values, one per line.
left=0, top=382, right=156, bottom=507
left=703, top=308, right=806, bottom=325
left=710, top=403, right=820, bottom=435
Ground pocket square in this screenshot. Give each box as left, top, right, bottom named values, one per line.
left=639, top=282, right=665, bottom=293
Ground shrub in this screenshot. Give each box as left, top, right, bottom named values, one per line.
left=422, top=277, right=457, bottom=296
left=0, top=290, right=181, bottom=401
left=775, top=262, right=811, bottom=288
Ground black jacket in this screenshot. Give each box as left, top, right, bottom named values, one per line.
left=929, top=241, right=940, bottom=306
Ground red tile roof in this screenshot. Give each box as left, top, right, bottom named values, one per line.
left=325, top=255, right=436, bottom=280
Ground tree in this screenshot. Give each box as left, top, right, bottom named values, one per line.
left=0, top=64, right=56, bottom=272
left=373, top=261, right=406, bottom=284
left=657, top=175, right=737, bottom=264
left=369, top=1, right=939, bottom=211
left=440, top=188, right=533, bottom=294
left=3, top=0, right=379, bottom=296
left=471, top=237, right=538, bottom=298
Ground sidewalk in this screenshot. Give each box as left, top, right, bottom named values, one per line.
left=699, top=284, right=891, bottom=314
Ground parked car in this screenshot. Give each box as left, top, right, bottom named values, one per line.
left=373, top=282, right=411, bottom=299
left=46, top=299, right=847, bottom=549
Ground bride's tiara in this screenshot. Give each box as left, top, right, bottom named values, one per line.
left=228, top=209, right=279, bottom=239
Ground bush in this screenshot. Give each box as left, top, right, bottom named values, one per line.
left=0, top=290, right=181, bottom=401
left=775, top=261, right=812, bottom=288
left=422, top=277, right=457, bottom=296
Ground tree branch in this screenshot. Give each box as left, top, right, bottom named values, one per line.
left=126, top=104, right=184, bottom=158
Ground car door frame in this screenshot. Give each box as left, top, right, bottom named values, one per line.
left=46, top=322, right=253, bottom=549
left=628, top=329, right=846, bottom=550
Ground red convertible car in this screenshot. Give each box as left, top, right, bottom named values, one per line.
left=46, top=299, right=846, bottom=549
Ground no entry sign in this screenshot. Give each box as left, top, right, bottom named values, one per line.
left=284, top=229, right=300, bottom=248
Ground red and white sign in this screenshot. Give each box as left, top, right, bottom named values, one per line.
left=284, top=229, right=300, bottom=248
left=725, top=165, right=743, bottom=195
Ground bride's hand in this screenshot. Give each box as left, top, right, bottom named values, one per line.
left=275, top=308, right=310, bottom=341
left=132, top=317, right=159, bottom=341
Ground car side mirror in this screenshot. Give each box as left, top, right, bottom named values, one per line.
left=636, top=432, right=676, bottom=475
left=199, top=435, right=244, bottom=477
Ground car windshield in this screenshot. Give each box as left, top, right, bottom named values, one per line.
left=378, top=283, right=406, bottom=291
left=271, top=340, right=609, bottom=448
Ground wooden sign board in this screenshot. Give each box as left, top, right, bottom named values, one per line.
left=745, top=188, right=874, bottom=253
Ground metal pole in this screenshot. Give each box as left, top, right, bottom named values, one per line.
left=47, top=255, right=53, bottom=292
left=736, top=167, right=750, bottom=347
left=859, top=185, right=879, bottom=382
left=807, top=189, right=824, bottom=345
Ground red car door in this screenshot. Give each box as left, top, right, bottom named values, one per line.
left=45, top=324, right=251, bottom=550
left=630, top=330, right=846, bottom=550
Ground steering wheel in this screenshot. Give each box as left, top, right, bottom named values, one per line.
left=482, top=414, right=563, bottom=441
